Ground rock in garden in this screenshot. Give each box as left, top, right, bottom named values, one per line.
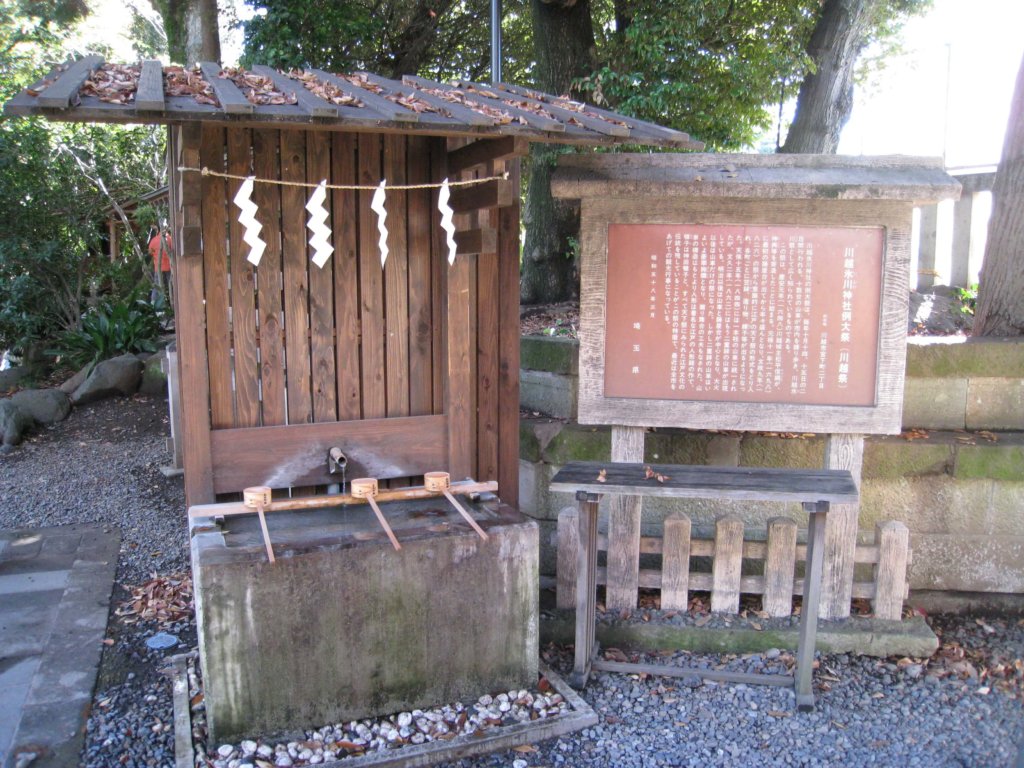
left=0, top=365, right=30, bottom=394
left=59, top=364, right=91, bottom=394
left=138, top=351, right=168, bottom=396
left=10, top=388, right=71, bottom=425
left=0, top=398, right=33, bottom=448
left=71, top=354, right=144, bottom=405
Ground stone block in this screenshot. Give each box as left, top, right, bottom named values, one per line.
left=644, top=430, right=710, bottom=465
left=520, top=369, right=577, bottom=419
left=520, top=336, right=579, bottom=375
left=901, top=377, right=968, bottom=429
left=989, top=482, right=1024, bottom=534
left=966, top=378, right=1024, bottom=430
left=193, top=501, right=539, bottom=743
left=908, top=533, right=1024, bottom=592
left=739, top=433, right=824, bottom=469
left=71, top=354, right=143, bottom=405
left=541, top=423, right=610, bottom=465
left=10, top=388, right=71, bottom=425
left=862, top=439, right=953, bottom=479
left=138, top=351, right=168, bottom=396
left=541, top=613, right=938, bottom=659
left=906, top=337, right=1024, bottom=378
left=858, top=477, right=995, bottom=535
left=955, top=442, right=1024, bottom=481
left=518, top=460, right=574, bottom=521
left=519, top=421, right=542, bottom=463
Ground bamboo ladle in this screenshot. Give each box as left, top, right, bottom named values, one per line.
left=425, top=471, right=489, bottom=540
left=242, top=485, right=276, bottom=563
left=351, top=478, right=402, bottom=551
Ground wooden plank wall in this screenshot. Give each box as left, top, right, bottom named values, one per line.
left=171, top=128, right=520, bottom=507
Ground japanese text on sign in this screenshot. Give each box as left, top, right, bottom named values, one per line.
left=604, top=224, right=884, bottom=407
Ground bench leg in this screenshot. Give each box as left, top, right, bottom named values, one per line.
left=796, top=501, right=828, bottom=710
left=571, top=492, right=600, bottom=687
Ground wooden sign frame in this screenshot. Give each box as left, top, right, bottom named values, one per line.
left=575, top=196, right=913, bottom=434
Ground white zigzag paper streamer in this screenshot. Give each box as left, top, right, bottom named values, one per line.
left=438, top=177, right=457, bottom=265
left=233, top=176, right=265, bottom=266
left=305, top=179, right=333, bottom=268
left=371, top=179, right=389, bottom=268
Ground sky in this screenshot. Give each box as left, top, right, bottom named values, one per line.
left=838, top=0, right=1024, bottom=169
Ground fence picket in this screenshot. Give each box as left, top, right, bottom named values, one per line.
left=660, top=512, right=691, bottom=610
left=711, top=515, right=744, bottom=613
left=763, top=517, right=798, bottom=617
left=557, top=506, right=580, bottom=610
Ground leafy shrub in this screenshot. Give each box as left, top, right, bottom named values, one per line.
left=53, top=294, right=162, bottom=369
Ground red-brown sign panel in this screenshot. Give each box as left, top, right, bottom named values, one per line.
left=605, top=224, right=884, bottom=406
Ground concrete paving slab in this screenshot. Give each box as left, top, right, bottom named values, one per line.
left=0, top=524, right=120, bottom=768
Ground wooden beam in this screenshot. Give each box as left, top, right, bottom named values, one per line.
left=37, top=55, right=104, bottom=108
left=447, top=136, right=528, bottom=175
left=449, top=178, right=513, bottom=213
left=308, top=69, right=419, bottom=123
left=822, top=434, right=865, bottom=620
left=209, top=414, right=449, bottom=493
left=173, top=124, right=215, bottom=506
left=251, top=65, right=338, bottom=118
left=135, top=60, right=165, bottom=112
left=190, top=478, right=496, bottom=518
left=453, top=227, right=497, bottom=255
left=199, top=62, right=253, bottom=114
left=604, top=426, right=645, bottom=610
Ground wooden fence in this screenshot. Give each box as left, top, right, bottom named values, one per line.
left=557, top=509, right=911, bottom=620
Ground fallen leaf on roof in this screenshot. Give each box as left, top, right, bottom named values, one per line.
left=164, top=66, right=218, bottom=106
left=220, top=67, right=297, bottom=106
left=80, top=63, right=140, bottom=104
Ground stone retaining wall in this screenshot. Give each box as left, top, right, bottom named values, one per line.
left=519, top=335, right=1024, bottom=599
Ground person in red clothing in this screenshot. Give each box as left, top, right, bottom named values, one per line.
left=148, top=227, right=173, bottom=300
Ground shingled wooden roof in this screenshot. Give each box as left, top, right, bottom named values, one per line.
left=3, top=56, right=703, bottom=150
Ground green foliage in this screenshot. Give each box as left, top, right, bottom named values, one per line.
left=956, top=284, right=978, bottom=317
left=241, top=0, right=533, bottom=83
left=52, top=293, right=162, bottom=369
left=0, top=3, right=167, bottom=355
left=578, top=0, right=817, bottom=150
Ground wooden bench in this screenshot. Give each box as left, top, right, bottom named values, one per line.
left=549, top=460, right=859, bottom=711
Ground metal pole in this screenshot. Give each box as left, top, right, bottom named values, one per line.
left=491, top=0, right=502, bottom=84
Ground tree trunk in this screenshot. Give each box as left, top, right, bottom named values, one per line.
left=780, top=0, right=877, bottom=154
left=973, top=52, right=1024, bottom=337
left=521, top=0, right=596, bottom=304
left=388, top=0, right=459, bottom=78
left=151, top=0, right=220, bottom=65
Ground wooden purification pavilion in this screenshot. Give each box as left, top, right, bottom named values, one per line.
left=5, top=56, right=699, bottom=509
left=5, top=58, right=703, bottom=744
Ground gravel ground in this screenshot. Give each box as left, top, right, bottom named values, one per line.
left=1, top=394, right=1022, bottom=768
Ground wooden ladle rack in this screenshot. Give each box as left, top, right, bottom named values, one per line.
left=188, top=474, right=497, bottom=563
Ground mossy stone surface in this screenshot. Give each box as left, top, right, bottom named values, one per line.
left=520, top=336, right=580, bottom=375
left=863, top=439, right=953, bottom=479
left=906, top=338, right=1024, bottom=378
left=542, top=424, right=611, bottom=465
left=954, top=443, right=1024, bottom=481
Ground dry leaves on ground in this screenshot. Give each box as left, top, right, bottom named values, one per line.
left=116, top=572, right=194, bottom=626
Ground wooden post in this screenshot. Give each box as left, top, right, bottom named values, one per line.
left=711, top=514, right=744, bottom=614
left=660, top=511, right=691, bottom=611
left=172, top=124, right=215, bottom=507
left=604, top=426, right=645, bottom=610
left=822, top=434, right=864, bottom=620
left=763, top=517, right=798, bottom=617
left=556, top=506, right=580, bottom=610
left=873, top=520, right=910, bottom=620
